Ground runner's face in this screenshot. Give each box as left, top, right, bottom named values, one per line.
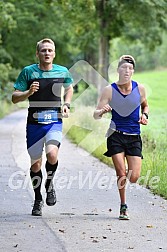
left=118, top=63, right=134, bottom=83
left=37, top=42, right=55, bottom=65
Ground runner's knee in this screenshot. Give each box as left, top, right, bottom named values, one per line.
left=129, top=174, right=140, bottom=183
left=31, top=160, right=42, bottom=173
left=47, top=152, right=58, bottom=165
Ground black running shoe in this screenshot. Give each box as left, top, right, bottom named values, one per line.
left=32, top=199, right=44, bottom=216
left=46, top=187, right=56, bottom=206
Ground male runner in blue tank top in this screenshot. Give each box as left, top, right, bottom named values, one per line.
left=93, top=55, right=149, bottom=220
left=12, top=38, right=73, bottom=216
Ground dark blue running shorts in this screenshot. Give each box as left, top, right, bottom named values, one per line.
left=26, top=121, right=62, bottom=160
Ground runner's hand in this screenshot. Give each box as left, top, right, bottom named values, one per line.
left=100, top=104, right=112, bottom=116
left=138, top=114, right=148, bottom=125
left=62, top=104, right=69, bottom=118
left=28, top=82, right=39, bottom=96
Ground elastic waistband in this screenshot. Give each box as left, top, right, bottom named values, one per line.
left=112, top=129, right=139, bottom=136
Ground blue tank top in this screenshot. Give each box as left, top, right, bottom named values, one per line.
left=109, top=81, right=141, bottom=134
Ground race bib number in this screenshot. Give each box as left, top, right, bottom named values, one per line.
left=38, top=110, right=58, bottom=123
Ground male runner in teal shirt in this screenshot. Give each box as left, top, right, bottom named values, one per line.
left=12, top=38, right=73, bottom=216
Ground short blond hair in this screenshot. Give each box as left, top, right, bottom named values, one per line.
left=36, top=38, right=55, bottom=52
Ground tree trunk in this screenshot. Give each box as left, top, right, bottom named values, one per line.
left=98, top=35, right=110, bottom=94
left=96, top=0, right=110, bottom=95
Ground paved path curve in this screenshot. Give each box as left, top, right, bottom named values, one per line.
left=0, top=109, right=167, bottom=252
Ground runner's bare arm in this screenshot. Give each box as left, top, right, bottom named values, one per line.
left=62, top=85, right=73, bottom=116
left=93, top=85, right=112, bottom=119
left=12, top=82, right=39, bottom=104
left=138, top=84, right=149, bottom=125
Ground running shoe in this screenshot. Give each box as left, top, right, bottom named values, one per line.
left=32, top=199, right=44, bottom=216
left=119, top=204, right=130, bottom=220
left=46, top=184, right=57, bottom=206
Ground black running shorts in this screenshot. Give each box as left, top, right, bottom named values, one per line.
left=104, top=131, right=142, bottom=158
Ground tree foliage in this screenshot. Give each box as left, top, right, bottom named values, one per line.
left=0, top=1, right=16, bottom=101
left=0, top=0, right=167, bottom=100
left=49, top=0, right=167, bottom=82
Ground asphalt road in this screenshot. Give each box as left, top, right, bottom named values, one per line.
left=0, top=109, right=167, bottom=252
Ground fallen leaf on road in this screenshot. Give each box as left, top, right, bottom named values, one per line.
left=59, top=229, right=65, bottom=233
left=146, top=225, right=153, bottom=228
left=92, top=239, right=99, bottom=243
left=29, top=225, right=34, bottom=228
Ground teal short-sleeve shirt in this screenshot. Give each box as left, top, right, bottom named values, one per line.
left=14, top=63, right=73, bottom=91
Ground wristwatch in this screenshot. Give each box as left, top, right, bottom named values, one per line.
left=143, top=112, right=148, bottom=119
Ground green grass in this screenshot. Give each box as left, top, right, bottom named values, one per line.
left=135, top=70, right=167, bottom=198
left=64, top=69, right=167, bottom=199
left=135, top=70, right=167, bottom=111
